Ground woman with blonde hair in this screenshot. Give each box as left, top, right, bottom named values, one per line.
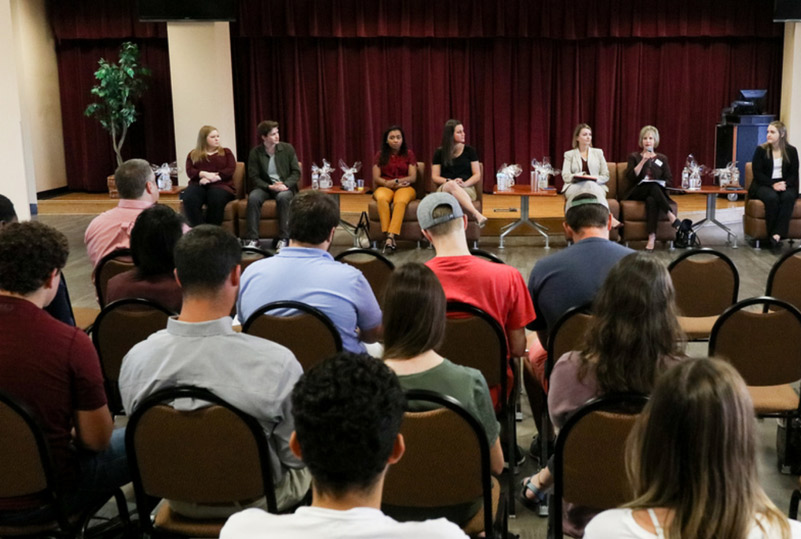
left=521, top=253, right=685, bottom=534
left=182, top=125, right=237, bottom=226
left=585, top=358, right=801, bottom=538
left=749, top=120, right=799, bottom=249
left=624, top=125, right=680, bottom=251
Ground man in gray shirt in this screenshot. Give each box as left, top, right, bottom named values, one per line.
left=120, top=225, right=309, bottom=516
left=523, top=194, right=633, bottom=455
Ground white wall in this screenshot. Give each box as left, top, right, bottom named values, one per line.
left=167, top=22, right=238, bottom=184
left=0, top=0, right=31, bottom=220
left=781, top=22, right=801, bottom=140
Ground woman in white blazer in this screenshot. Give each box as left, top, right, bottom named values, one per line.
left=561, top=123, right=619, bottom=227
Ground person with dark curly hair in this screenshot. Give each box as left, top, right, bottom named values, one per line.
left=0, top=221, right=129, bottom=519
left=221, top=352, right=467, bottom=539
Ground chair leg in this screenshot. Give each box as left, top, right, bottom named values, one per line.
left=791, top=489, right=801, bottom=519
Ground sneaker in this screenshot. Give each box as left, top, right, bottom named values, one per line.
left=243, top=239, right=261, bottom=249
left=276, top=239, right=288, bottom=251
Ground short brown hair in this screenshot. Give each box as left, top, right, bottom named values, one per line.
left=288, top=191, right=339, bottom=244
left=0, top=221, right=68, bottom=295
left=257, top=120, right=279, bottom=138
left=382, top=263, right=446, bottom=359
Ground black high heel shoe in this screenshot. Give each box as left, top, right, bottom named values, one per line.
left=382, top=235, right=397, bottom=254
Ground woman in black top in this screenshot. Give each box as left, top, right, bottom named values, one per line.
left=624, top=125, right=680, bottom=251
left=431, top=119, right=487, bottom=226
left=750, top=120, right=800, bottom=248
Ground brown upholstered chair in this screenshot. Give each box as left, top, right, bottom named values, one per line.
left=616, top=162, right=679, bottom=246
left=604, top=163, right=621, bottom=243
left=242, top=300, right=342, bottom=372
left=383, top=390, right=506, bottom=539
left=367, top=162, right=426, bottom=246
left=551, top=393, right=648, bottom=538
left=92, top=298, right=175, bottom=416
left=0, top=390, right=130, bottom=537
left=766, top=246, right=801, bottom=312
left=334, top=248, right=395, bottom=309
left=94, top=248, right=134, bottom=308
left=125, top=386, right=277, bottom=538
left=668, top=248, right=739, bottom=341
left=233, top=163, right=303, bottom=241
left=709, top=296, right=801, bottom=473
left=743, top=162, right=801, bottom=247
left=437, top=302, right=516, bottom=513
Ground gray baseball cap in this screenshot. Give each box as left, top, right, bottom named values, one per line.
left=417, top=192, right=464, bottom=230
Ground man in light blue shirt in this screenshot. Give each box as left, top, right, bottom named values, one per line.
left=237, top=191, right=382, bottom=354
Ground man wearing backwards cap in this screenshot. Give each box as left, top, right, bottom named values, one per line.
left=418, top=192, right=535, bottom=415
left=522, top=193, right=633, bottom=465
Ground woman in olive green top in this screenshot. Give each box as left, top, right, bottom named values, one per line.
left=382, top=263, right=503, bottom=526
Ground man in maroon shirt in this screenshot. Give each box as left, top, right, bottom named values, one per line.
left=0, top=222, right=128, bottom=518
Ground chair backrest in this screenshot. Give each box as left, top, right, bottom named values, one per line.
left=94, top=248, right=134, bottom=307
left=241, top=246, right=273, bottom=272
left=333, top=248, right=395, bottom=308
left=766, top=246, right=801, bottom=313
left=125, top=386, right=277, bottom=533
left=232, top=162, right=246, bottom=198
left=0, top=391, right=52, bottom=500
left=469, top=248, right=505, bottom=264
left=668, top=248, right=739, bottom=317
left=606, top=162, right=618, bottom=199
left=614, top=162, right=630, bottom=200
left=413, top=161, right=426, bottom=199
left=546, top=304, right=594, bottom=381
left=438, top=302, right=507, bottom=389
left=383, top=390, right=497, bottom=537
left=552, top=393, right=648, bottom=538
left=709, top=296, right=801, bottom=387
left=242, top=300, right=343, bottom=372
left=745, top=162, right=753, bottom=191
left=92, top=298, right=175, bottom=414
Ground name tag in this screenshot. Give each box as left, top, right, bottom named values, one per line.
left=654, top=159, right=663, bottom=167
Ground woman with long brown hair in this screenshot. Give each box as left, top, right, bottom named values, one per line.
left=585, top=358, right=801, bottom=538
left=520, top=253, right=685, bottom=535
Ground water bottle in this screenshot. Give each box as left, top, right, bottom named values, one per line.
left=538, top=173, right=548, bottom=191
left=681, top=168, right=690, bottom=190
left=312, top=171, right=320, bottom=190
left=731, top=167, right=740, bottom=187
left=690, top=171, right=701, bottom=190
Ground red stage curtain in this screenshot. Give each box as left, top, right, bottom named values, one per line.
left=231, top=36, right=781, bottom=191
left=49, top=0, right=166, bottom=40
left=57, top=40, right=175, bottom=191
left=234, top=0, right=779, bottom=39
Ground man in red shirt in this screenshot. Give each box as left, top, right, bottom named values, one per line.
left=418, top=193, right=535, bottom=410
left=0, top=222, right=128, bottom=518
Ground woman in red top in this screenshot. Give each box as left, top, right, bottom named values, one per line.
left=372, top=125, right=418, bottom=253
left=182, top=125, right=237, bottom=226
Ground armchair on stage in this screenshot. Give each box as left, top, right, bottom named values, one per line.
left=743, top=162, right=801, bottom=247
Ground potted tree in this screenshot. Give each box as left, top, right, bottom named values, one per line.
left=84, top=41, right=150, bottom=196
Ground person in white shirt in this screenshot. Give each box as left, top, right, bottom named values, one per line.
left=585, top=358, right=801, bottom=539
left=220, top=352, right=467, bottom=539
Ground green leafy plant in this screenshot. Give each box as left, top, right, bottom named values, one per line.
left=84, top=42, right=151, bottom=167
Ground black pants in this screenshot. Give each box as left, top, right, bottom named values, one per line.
left=754, top=184, right=798, bottom=238
left=181, top=184, right=235, bottom=227
left=626, top=182, right=674, bottom=234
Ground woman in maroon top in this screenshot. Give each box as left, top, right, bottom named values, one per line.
left=182, top=125, right=237, bottom=226
left=372, top=125, right=418, bottom=253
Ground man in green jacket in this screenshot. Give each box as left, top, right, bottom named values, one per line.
left=245, top=120, right=301, bottom=250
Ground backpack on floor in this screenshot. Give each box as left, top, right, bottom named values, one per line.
left=674, top=219, right=700, bottom=249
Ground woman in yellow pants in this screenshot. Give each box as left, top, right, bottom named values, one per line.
left=372, top=125, right=418, bottom=253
